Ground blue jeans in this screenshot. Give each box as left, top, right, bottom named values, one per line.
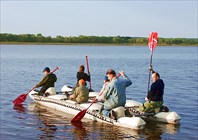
left=102, top=109, right=110, bottom=116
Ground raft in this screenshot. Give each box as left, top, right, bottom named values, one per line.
left=61, top=85, right=181, bottom=125
left=29, top=88, right=146, bottom=130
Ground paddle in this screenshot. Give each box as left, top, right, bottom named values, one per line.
left=85, top=56, right=94, bottom=92
left=13, top=66, right=59, bottom=105
left=147, top=32, right=158, bottom=92
left=71, top=73, right=121, bottom=122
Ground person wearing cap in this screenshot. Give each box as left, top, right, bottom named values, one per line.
left=99, top=69, right=132, bottom=117
left=35, top=67, right=57, bottom=96
left=69, top=79, right=89, bottom=103
left=76, top=65, right=90, bottom=86
left=97, top=75, right=110, bottom=102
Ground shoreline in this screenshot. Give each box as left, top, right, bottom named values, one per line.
left=0, top=42, right=198, bottom=47
left=0, top=42, right=197, bottom=46
left=1, top=33, right=197, bottom=46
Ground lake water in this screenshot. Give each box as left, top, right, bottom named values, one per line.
left=1, top=45, right=197, bottom=140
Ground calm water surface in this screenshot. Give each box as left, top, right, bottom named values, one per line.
left=1, top=45, right=198, bottom=140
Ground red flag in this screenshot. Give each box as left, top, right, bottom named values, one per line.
left=148, top=32, right=158, bottom=51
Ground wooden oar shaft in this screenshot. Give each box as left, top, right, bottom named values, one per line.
left=85, top=56, right=92, bottom=89
left=52, top=66, right=59, bottom=73
left=147, top=50, right=153, bottom=92
left=27, top=87, right=36, bottom=95
left=85, top=56, right=90, bottom=74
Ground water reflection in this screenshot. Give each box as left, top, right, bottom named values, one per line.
left=27, top=102, right=141, bottom=139
left=27, top=103, right=60, bottom=139
left=25, top=102, right=180, bottom=140
left=71, top=121, right=88, bottom=139
left=143, top=120, right=180, bottom=140
left=100, top=124, right=141, bottom=140
left=36, top=114, right=58, bottom=139
left=13, top=104, right=26, bottom=113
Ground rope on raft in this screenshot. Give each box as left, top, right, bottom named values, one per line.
left=34, top=95, right=114, bottom=123
left=125, top=107, right=155, bottom=117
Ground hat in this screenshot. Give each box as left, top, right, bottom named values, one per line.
left=104, top=76, right=108, bottom=81
left=106, top=69, right=116, bottom=75
left=43, top=67, right=50, bottom=72
left=79, top=79, right=85, bottom=85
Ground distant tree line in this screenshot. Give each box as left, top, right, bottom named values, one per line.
left=0, top=33, right=197, bottom=46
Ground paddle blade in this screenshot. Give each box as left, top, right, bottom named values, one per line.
left=148, top=32, right=158, bottom=51
left=13, top=93, right=28, bottom=105
left=71, top=109, right=87, bottom=122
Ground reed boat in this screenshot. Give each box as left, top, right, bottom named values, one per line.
left=28, top=87, right=146, bottom=130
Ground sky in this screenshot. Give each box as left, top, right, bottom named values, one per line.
left=1, top=0, right=197, bottom=38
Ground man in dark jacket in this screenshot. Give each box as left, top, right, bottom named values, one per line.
left=76, top=65, right=90, bottom=86
left=139, top=68, right=164, bottom=113
left=35, top=67, right=57, bottom=96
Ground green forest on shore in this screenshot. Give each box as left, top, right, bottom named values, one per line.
left=0, top=33, right=197, bottom=46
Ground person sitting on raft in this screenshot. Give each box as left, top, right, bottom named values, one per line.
left=97, top=75, right=110, bottom=102
left=139, top=66, right=165, bottom=113
left=99, top=69, right=132, bottom=117
left=35, top=67, right=57, bottom=96
left=69, top=79, right=89, bottom=104
left=76, top=65, right=90, bottom=86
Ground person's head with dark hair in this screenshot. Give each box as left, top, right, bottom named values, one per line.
left=106, top=69, right=116, bottom=81
left=152, top=72, right=160, bottom=82
left=79, top=65, right=85, bottom=72
left=106, top=69, right=116, bottom=75
left=155, top=72, right=160, bottom=79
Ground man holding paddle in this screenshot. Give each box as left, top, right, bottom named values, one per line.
left=139, top=66, right=164, bottom=113
left=138, top=32, right=164, bottom=113
left=13, top=66, right=59, bottom=105
left=35, top=67, right=57, bottom=96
